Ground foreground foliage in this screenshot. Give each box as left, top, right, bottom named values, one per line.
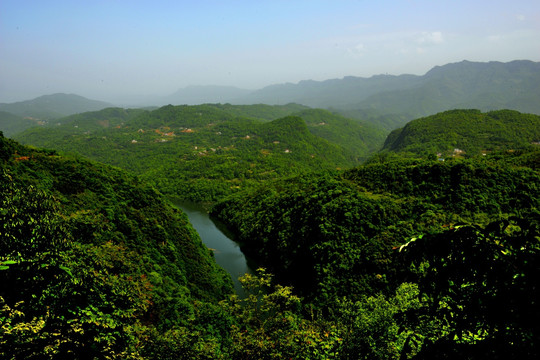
left=212, top=148, right=540, bottom=358
left=2, top=114, right=540, bottom=358
left=0, top=133, right=232, bottom=358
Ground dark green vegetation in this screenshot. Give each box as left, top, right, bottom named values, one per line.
left=240, top=60, right=540, bottom=127
left=15, top=104, right=382, bottom=203
left=212, top=149, right=540, bottom=358
left=383, top=109, right=540, bottom=157
left=0, top=132, right=233, bottom=358
left=3, top=99, right=540, bottom=358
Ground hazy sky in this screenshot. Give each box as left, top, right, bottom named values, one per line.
left=1, top=0, right=539, bottom=103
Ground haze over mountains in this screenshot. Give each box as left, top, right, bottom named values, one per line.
left=3, top=57, right=540, bottom=358
left=0, top=93, right=112, bottom=119
left=1, top=60, right=539, bottom=135
left=236, top=60, right=540, bottom=118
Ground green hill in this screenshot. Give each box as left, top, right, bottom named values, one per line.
left=382, top=109, right=540, bottom=157
left=0, top=132, right=232, bottom=358
left=292, top=108, right=386, bottom=159
left=207, top=102, right=309, bottom=121
left=212, top=154, right=540, bottom=301
left=0, top=111, right=38, bottom=137
left=16, top=104, right=364, bottom=202
left=0, top=93, right=112, bottom=120
left=211, top=150, right=540, bottom=358
left=4, top=116, right=540, bottom=358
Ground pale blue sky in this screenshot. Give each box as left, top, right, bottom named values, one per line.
left=1, top=0, right=539, bottom=103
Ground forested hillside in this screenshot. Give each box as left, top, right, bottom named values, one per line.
left=0, top=111, right=37, bottom=138
left=382, top=109, right=540, bottom=157
left=0, top=132, right=234, bottom=358
left=15, top=104, right=380, bottom=202
left=4, top=101, right=540, bottom=358
left=211, top=148, right=540, bottom=358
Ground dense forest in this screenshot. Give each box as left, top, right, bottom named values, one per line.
left=15, top=104, right=382, bottom=203
left=2, top=102, right=540, bottom=359
left=383, top=109, right=540, bottom=157
left=211, top=148, right=540, bottom=358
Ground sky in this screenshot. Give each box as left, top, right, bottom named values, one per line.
left=1, top=0, right=539, bottom=103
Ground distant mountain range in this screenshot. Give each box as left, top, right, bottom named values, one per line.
left=235, top=60, right=540, bottom=124
left=1, top=60, right=539, bottom=133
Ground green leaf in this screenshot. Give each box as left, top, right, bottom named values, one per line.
left=0, top=260, right=17, bottom=270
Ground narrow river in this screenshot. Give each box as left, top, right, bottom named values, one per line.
left=175, top=201, right=254, bottom=295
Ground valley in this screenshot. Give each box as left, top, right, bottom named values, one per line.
left=1, top=60, right=539, bottom=359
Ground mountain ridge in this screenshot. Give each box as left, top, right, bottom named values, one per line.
left=234, top=60, right=540, bottom=127
left=0, top=93, right=112, bottom=119
left=3, top=60, right=539, bottom=132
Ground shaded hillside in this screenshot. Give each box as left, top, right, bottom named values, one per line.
left=332, top=108, right=410, bottom=132
left=0, top=93, right=112, bottom=120
left=211, top=150, right=540, bottom=358
left=0, top=132, right=232, bottom=358
left=382, top=109, right=540, bottom=157
left=16, top=105, right=362, bottom=202
left=212, top=154, right=540, bottom=302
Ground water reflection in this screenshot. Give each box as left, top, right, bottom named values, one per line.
left=174, top=201, right=253, bottom=296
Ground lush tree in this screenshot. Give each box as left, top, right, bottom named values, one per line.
left=396, top=215, right=540, bottom=359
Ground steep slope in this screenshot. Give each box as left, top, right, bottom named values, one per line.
left=292, top=108, right=386, bottom=159
left=0, top=93, right=112, bottom=119
left=0, top=133, right=232, bottom=358
left=212, top=153, right=540, bottom=302
left=382, top=109, right=540, bottom=157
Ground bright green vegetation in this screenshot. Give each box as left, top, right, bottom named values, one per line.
left=204, top=102, right=310, bottom=121
left=16, top=104, right=382, bottom=203
left=289, top=108, right=386, bottom=159
left=382, top=109, right=540, bottom=157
